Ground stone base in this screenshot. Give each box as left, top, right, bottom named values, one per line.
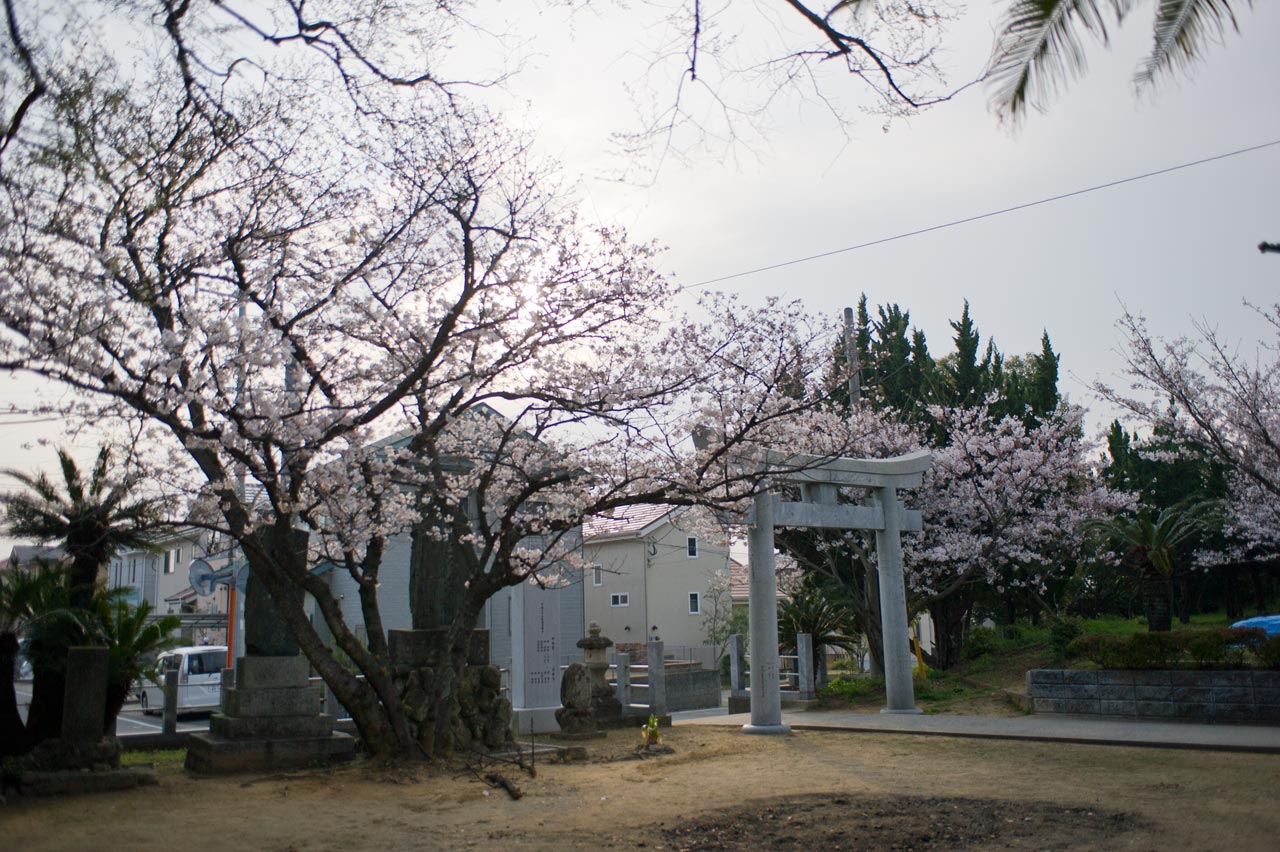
left=742, top=723, right=791, bottom=735
left=880, top=707, right=923, bottom=715
left=18, top=767, right=157, bottom=797
left=184, top=655, right=355, bottom=774
left=185, top=732, right=355, bottom=774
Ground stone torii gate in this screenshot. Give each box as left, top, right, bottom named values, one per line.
left=744, top=449, right=931, bottom=734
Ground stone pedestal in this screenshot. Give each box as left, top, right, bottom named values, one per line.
left=387, top=628, right=513, bottom=753
left=185, top=656, right=355, bottom=773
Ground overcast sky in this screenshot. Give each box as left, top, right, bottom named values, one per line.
left=2, top=0, right=1278, bottom=551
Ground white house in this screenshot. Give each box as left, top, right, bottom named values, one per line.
left=108, top=527, right=228, bottom=616
left=583, top=505, right=730, bottom=659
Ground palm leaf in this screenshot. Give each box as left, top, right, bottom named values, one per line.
left=1136, top=0, right=1245, bottom=88
left=987, top=0, right=1127, bottom=121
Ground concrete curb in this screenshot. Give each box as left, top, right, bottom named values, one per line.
left=680, top=711, right=1280, bottom=755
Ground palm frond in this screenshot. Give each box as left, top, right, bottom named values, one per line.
left=987, top=0, right=1122, bottom=121
left=1136, top=0, right=1245, bottom=88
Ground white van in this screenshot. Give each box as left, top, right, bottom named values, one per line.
left=138, top=645, right=227, bottom=715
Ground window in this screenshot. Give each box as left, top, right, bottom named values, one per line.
left=592, top=565, right=603, bottom=587
left=686, top=537, right=698, bottom=558
left=129, top=558, right=137, bottom=584
left=610, top=593, right=629, bottom=607
left=163, top=551, right=174, bottom=575
left=688, top=592, right=701, bottom=615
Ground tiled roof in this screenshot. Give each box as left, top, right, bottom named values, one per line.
left=583, top=504, right=683, bottom=542
left=729, top=553, right=798, bottom=602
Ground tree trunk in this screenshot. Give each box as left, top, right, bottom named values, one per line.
left=24, top=667, right=64, bottom=745
left=1249, top=565, right=1268, bottom=614
left=862, top=560, right=885, bottom=678
left=0, top=633, right=31, bottom=757
left=924, top=593, right=969, bottom=670
left=1223, top=567, right=1242, bottom=619
left=1175, top=574, right=1192, bottom=625
left=1142, top=576, right=1173, bottom=632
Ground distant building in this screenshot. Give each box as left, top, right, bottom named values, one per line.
left=583, top=505, right=729, bottom=660
left=108, top=527, right=227, bottom=616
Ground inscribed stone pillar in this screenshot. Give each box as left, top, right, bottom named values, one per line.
left=873, top=487, right=919, bottom=713
left=744, top=490, right=789, bottom=734
left=242, top=527, right=307, bottom=657
left=61, top=646, right=108, bottom=744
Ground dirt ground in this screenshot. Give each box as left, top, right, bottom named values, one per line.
left=2, top=724, right=1277, bottom=851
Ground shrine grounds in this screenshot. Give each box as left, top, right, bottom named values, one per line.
left=3, top=724, right=1277, bottom=851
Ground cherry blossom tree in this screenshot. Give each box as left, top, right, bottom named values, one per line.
left=1101, top=307, right=1280, bottom=583
left=906, top=403, right=1123, bottom=667
left=0, top=2, right=884, bottom=757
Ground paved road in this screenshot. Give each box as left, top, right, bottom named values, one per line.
left=13, top=680, right=211, bottom=737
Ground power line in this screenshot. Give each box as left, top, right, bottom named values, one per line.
left=688, top=139, right=1280, bottom=289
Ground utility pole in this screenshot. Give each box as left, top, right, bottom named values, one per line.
left=842, top=306, right=860, bottom=406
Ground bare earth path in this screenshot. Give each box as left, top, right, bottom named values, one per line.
left=2, top=726, right=1277, bottom=851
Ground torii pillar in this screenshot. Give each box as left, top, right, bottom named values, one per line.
left=745, top=449, right=931, bottom=732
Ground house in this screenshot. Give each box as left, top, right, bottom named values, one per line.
left=108, top=527, right=228, bottom=617
left=5, top=544, right=66, bottom=571
left=583, top=505, right=730, bottom=662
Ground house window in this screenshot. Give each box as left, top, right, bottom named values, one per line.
left=687, top=537, right=698, bottom=558
left=592, top=565, right=603, bottom=587
left=688, top=592, right=701, bottom=615
left=163, top=551, right=174, bottom=574
left=129, top=558, right=137, bottom=583
left=610, top=593, right=629, bottom=607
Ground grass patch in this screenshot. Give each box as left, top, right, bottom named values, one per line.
left=121, top=748, right=187, bottom=771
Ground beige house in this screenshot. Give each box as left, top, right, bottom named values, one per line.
left=583, top=505, right=729, bottom=655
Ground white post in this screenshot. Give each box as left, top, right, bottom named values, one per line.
left=728, top=633, right=747, bottom=696
left=874, top=487, right=919, bottom=713
left=646, top=638, right=667, bottom=716
left=745, top=491, right=789, bottom=734
left=797, top=633, right=815, bottom=700
left=616, top=651, right=632, bottom=711
left=162, top=669, right=179, bottom=735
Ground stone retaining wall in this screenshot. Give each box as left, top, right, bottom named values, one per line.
left=664, top=669, right=721, bottom=712
left=1027, top=669, right=1280, bottom=723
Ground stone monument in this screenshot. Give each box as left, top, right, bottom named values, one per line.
left=186, top=529, right=354, bottom=772
left=554, top=623, right=622, bottom=734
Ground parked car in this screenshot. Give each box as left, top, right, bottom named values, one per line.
left=138, top=645, right=228, bottom=715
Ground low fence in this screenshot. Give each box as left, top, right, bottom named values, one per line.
left=728, top=633, right=816, bottom=703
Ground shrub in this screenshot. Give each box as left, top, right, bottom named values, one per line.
left=961, top=626, right=1001, bottom=661
left=1050, top=618, right=1084, bottom=660
left=820, top=676, right=884, bottom=701
left=1068, top=627, right=1268, bottom=669
left=1259, top=636, right=1280, bottom=670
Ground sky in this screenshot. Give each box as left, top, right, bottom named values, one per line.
left=2, top=0, right=1278, bottom=551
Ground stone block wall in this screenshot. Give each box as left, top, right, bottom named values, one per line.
left=664, top=669, right=721, bottom=712
left=1027, top=669, right=1280, bottom=723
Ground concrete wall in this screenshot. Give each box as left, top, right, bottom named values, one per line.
left=664, top=668, right=722, bottom=712
left=1028, top=669, right=1280, bottom=723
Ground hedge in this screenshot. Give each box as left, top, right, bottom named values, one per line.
left=1066, top=627, right=1280, bottom=670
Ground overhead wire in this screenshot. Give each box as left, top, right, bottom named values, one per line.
left=686, top=139, right=1280, bottom=290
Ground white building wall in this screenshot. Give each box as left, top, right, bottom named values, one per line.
left=582, top=538, right=648, bottom=645
left=645, top=518, right=728, bottom=650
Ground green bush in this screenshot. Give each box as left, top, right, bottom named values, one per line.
left=1067, top=627, right=1268, bottom=669
left=961, top=626, right=1001, bottom=661
left=1259, top=636, right=1280, bottom=670
left=820, top=676, right=884, bottom=701
left=1050, top=618, right=1084, bottom=660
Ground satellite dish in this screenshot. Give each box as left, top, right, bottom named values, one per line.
left=188, top=558, right=216, bottom=596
